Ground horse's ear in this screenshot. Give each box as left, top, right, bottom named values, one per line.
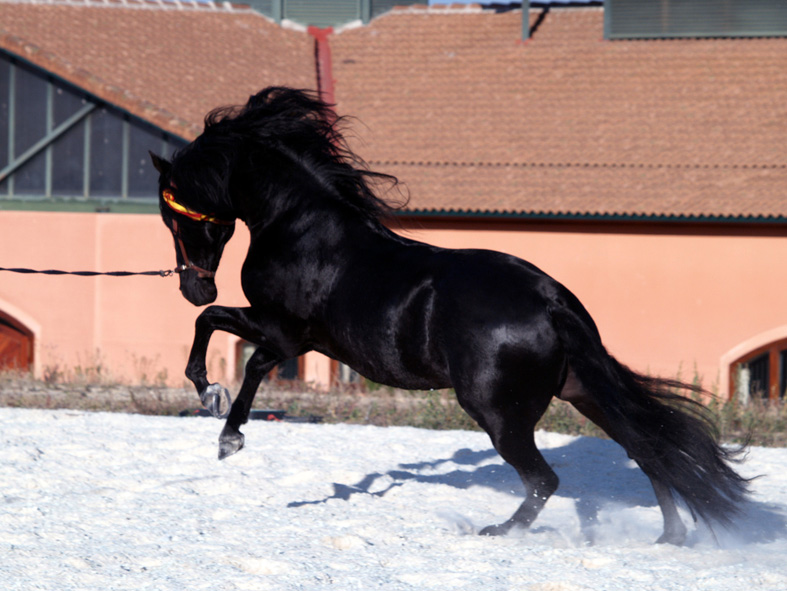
left=149, top=151, right=171, bottom=176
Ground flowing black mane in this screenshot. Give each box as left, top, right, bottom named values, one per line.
left=169, top=87, right=402, bottom=223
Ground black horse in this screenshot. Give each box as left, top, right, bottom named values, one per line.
left=151, top=87, right=749, bottom=544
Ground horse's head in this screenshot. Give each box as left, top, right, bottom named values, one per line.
left=151, top=153, right=236, bottom=306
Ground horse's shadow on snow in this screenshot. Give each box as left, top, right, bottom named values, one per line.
left=288, top=436, right=787, bottom=544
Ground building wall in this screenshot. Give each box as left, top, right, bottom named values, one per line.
left=400, top=218, right=787, bottom=397
left=1, top=210, right=785, bottom=398
left=0, top=211, right=248, bottom=387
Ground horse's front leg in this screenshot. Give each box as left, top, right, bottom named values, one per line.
left=218, top=346, right=280, bottom=460
left=185, top=305, right=269, bottom=417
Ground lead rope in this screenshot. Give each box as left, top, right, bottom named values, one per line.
left=0, top=218, right=216, bottom=279
left=0, top=266, right=180, bottom=277
left=1, top=190, right=229, bottom=279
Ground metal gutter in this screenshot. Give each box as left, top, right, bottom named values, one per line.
left=0, top=198, right=159, bottom=215
left=399, top=208, right=787, bottom=225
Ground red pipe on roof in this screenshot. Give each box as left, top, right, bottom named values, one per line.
left=308, top=26, right=335, bottom=106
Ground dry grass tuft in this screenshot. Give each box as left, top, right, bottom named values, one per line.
left=1, top=372, right=784, bottom=446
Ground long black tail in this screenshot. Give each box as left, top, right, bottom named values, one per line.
left=548, top=292, right=750, bottom=527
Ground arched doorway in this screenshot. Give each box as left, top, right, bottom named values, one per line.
left=0, top=311, right=34, bottom=372
left=729, top=337, right=787, bottom=402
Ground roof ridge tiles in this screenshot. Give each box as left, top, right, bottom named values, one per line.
left=387, top=3, right=487, bottom=16
left=0, top=0, right=253, bottom=12
left=381, top=3, right=604, bottom=16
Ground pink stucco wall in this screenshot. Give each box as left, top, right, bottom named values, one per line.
left=0, top=211, right=248, bottom=387
left=401, top=219, right=787, bottom=397
left=1, top=211, right=785, bottom=397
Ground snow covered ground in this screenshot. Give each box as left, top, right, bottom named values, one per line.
left=2, top=407, right=787, bottom=590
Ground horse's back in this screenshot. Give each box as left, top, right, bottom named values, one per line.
left=430, top=247, right=563, bottom=313
left=325, top=241, right=569, bottom=391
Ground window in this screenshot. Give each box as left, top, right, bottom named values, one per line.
left=128, top=122, right=169, bottom=197
left=284, top=0, right=359, bottom=28
left=0, top=51, right=186, bottom=204
left=336, top=362, right=361, bottom=385
left=730, top=338, right=787, bottom=402
left=89, top=107, right=123, bottom=198
left=781, top=350, right=787, bottom=404
left=744, top=353, right=769, bottom=398
left=247, top=0, right=421, bottom=26
left=236, top=340, right=304, bottom=383
left=273, top=358, right=302, bottom=381
left=329, top=359, right=363, bottom=388
left=12, top=63, right=47, bottom=196
left=0, top=57, right=9, bottom=177
left=605, top=0, right=787, bottom=39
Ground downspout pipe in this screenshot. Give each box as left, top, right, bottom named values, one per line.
left=308, top=26, right=336, bottom=107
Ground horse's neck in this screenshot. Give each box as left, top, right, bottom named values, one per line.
left=244, top=196, right=394, bottom=253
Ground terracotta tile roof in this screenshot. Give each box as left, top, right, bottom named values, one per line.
left=1, top=2, right=785, bottom=220
left=0, top=0, right=315, bottom=140
left=331, top=6, right=787, bottom=220
left=379, top=161, right=787, bottom=220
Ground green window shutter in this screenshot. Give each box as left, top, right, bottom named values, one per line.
left=605, top=0, right=787, bottom=39
left=285, top=0, right=360, bottom=28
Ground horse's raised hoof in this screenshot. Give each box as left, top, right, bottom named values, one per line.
left=218, top=431, right=245, bottom=460
left=201, top=383, right=232, bottom=419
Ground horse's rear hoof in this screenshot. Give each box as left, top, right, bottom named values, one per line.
left=480, top=521, right=516, bottom=536
left=656, top=523, right=686, bottom=546
left=655, top=527, right=687, bottom=546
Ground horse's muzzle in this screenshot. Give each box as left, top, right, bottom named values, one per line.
left=179, top=272, right=218, bottom=306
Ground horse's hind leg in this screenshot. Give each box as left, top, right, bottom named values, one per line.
left=650, top=480, right=688, bottom=545
left=558, top=369, right=687, bottom=545
left=479, top=427, right=559, bottom=536
left=457, top=376, right=559, bottom=536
